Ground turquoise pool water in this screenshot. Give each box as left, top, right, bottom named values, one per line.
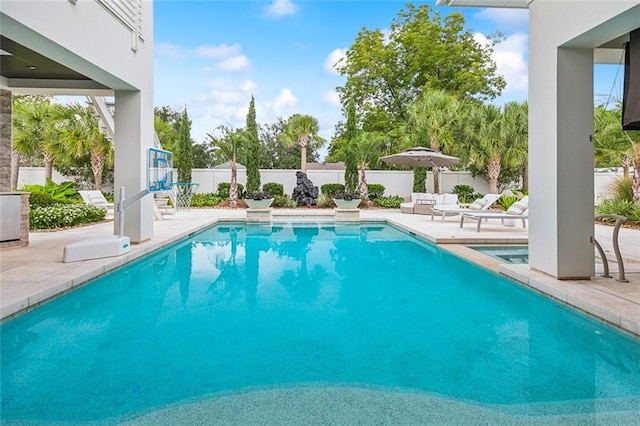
left=1, top=223, right=639, bottom=423
left=471, top=245, right=529, bottom=264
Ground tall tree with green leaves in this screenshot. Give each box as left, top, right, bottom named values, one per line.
left=502, top=101, right=529, bottom=192
left=336, top=3, right=504, bottom=138
left=282, top=114, right=325, bottom=174
left=399, top=90, right=460, bottom=193
left=177, top=109, right=193, bottom=183
left=245, top=95, right=260, bottom=192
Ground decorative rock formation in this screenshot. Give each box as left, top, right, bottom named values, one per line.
left=291, top=171, right=319, bottom=206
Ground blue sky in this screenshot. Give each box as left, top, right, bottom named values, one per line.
left=153, top=1, right=623, bottom=159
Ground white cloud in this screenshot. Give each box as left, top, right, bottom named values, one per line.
left=475, top=32, right=528, bottom=94
left=324, top=48, right=346, bottom=75
left=322, top=90, right=341, bottom=106
left=241, top=80, right=258, bottom=94
left=474, top=8, right=528, bottom=31
left=264, top=0, right=297, bottom=19
left=155, top=43, right=188, bottom=60
left=213, top=55, right=251, bottom=72
left=194, top=43, right=241, bottom=59
left=271, top=89, right=298, bottom=115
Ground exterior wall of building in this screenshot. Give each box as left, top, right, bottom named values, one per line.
left=2, top=0, right=155, bottom=242
left=528, top=0, right=640, bottom=279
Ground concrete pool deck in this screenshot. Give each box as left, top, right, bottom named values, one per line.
left=1, top=207, right=639, bottom=337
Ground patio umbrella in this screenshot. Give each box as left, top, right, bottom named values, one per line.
left=379, top=147, right=460, bottom=168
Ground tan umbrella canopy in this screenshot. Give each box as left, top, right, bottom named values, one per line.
left=379, top=147, right=460, bottom=168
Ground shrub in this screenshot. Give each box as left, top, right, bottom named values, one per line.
left=375, top=195, right=403, bottom=208
left=22, top=178, right=78, bottom=202
left=452, top=185, right=482, bottom=204
left=367, top=183, right=385, bottom=199
left=334, top=190, right=360, bottom=200
left=595, top=199, right=640, bottom=221
left=29, top=203, right=106, bottom=230
left=272, top=195, right=296, bottom=208
left=608, top=176, right=633, bottom=202
left=320, top=183, right=345, bottom=197
left=216, top=182, right=244, bottom=199
left=262, top=182, right=284, bottom=197
left=28, top=191, right=58, bottom=207
left=317, top=193, right=337, bottom=208
left=190, top=193, right=222, bottom=207
left=496, top=194, right=518, bottom=211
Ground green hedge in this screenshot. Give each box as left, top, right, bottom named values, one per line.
left=190, top=193, right=223, bottom=207
left=367, top=183, right=385, bottom=199
left=374, top=196, right=403, bottom=208
left=262, top=182, right=284, bottom=197
left=321, top=183, right=345, bottom=197
left=30, top=204, right=106, bottom=230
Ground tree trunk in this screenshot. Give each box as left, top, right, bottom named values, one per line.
left=359, top=163, right=368, bottom=200
left=230, top=162, right=238, bottom=204
left=488, top=156, right=501, bottom=194
left=90, top=149, right=105, bottom=190
left=44, top=152, right=53, bottom=180
left=10, top=151, right=20, bottom=191
left=521, top=163, right=529, bottom=192
left=300, top=145, right=307, bottom=174
left=433, top=168, right=440, bottom=194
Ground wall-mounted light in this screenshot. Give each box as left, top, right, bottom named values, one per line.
left=26, top=65, right=37, bottom=70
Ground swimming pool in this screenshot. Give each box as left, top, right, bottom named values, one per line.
left=470, top=245, right=529, bottom=264
left=2, top=223, right=639, bottom=423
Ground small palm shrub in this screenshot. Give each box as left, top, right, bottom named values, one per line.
left=320, top=183, right=345, bottom=197
left=30, top=204, right=106, bottom=230
left=23, top=178, right=78, bottom=202
left=262, top=182, right=284, bottom=197
left=595, top=200, right=640, bottom=221
left=190, top=193, right=223, bottom=207
left=375, top=195, right=403, bottom=208
left=272, top=195, right=296, bottom=208
left=367, top=184, right=385, bottom=199
left=216, top=182, right=244, bottom=199
left=497, top=194, right=518, bottom=211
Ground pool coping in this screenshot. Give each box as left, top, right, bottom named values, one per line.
left=1, top=208, right=638, bottom=338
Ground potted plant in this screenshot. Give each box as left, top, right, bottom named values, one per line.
left=333, top=190, right=361, bottom=209
left=244, top=191, right=274, bottom=209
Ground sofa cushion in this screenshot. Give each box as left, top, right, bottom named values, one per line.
left=443, top=194, right=458, bottom=205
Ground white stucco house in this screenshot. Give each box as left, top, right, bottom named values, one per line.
left=0, top=0, right=154, bottom=243
left=437, top=0, right=640, bottom=280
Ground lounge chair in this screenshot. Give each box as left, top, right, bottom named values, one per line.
left=460, top=196, right=529, bottom=232
left=78, top=190, right=114, bottom=217
left=400, top=193, right=435, bottom=214
left=430, top=193, right=502, bottom=222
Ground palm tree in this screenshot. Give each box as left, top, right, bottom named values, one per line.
left=281, top=114, right=324, bottom=174
left=594, top=104, right=635, bottom=179
left=207, top=125, right=245, bottom=205
left=502, top=101, right=529, bottom=191
left=349, top=131, right=385, bottom=201
left=11, top=96, right=59, bottom=188
left=400, top=90, right=460, bottom=193
left=56, top=102, right=113, bottom=190
left=463, top=103, right=506, bottom=194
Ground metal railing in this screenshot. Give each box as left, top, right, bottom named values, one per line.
left=594, top=214, right=628, bottom=282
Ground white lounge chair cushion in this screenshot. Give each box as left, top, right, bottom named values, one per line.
left=443, top=194, right=458, bottom=205
left=468, top=199, right=487, bottom=210
left=507, top=200, right=528, bottom=215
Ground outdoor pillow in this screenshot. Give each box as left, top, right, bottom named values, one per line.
left=443, top=194, right=458, bottom=205
left=435, top=194, right=446, bottom=205
left=507, top=202, right=527, bottom=215
left=468, top=199, right=487, bottom=210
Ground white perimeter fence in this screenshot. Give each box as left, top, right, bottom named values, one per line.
left=17, top=167, right=625, bottom=202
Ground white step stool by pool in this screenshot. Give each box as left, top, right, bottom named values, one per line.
left=63, top=235, right=130, bottom=263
